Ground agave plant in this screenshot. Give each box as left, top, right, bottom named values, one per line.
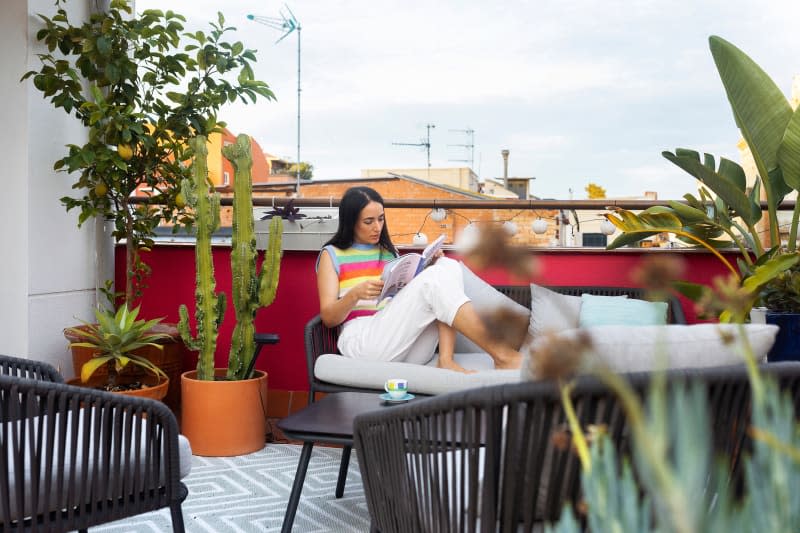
left=66, top=304, right=169, bottom=389
left=606, top=35, right=800, bottom=317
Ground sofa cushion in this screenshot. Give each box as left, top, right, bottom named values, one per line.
left=315, top=352, right=520, bottom=395
left=521, top=323, right=779, bottom=379
left=578, top=293, right=668, bottom=327
left=455, top=264, right=530, bottom=353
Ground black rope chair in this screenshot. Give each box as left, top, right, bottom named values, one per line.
left=354, top=362, right=800, bottom=533
left=0, top=353, right=187, bottom=532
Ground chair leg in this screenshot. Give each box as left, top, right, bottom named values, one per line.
left=171, top=502, right=186, bottom=533
left=335, top=445, right=352, bottom=498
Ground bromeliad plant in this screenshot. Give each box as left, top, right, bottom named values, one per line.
left=66, top=304, right=169, bottom=390
left=178, top=135, right=283, bottom=381
left=605, top=35, right=800, bottom=319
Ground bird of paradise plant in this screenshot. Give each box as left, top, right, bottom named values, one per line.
left=605, top=35, right=800, bottom=320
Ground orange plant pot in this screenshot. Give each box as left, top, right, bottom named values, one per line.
left=180, top=369, right=268, bottom=457
left=67, top=374, right=170, bottom=401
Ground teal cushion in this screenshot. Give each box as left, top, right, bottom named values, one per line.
left=579, top=293, right=668, bottom=327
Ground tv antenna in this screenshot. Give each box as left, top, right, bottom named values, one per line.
left=447, top=127, right=475, bottom=170
left=247, top=5, right=302, bottom=195
left=393, top=123, right=436, bottom=168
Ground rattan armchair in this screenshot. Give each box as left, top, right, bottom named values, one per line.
left=353, top=362, right=800, bottom=533
left=0, top=353, right=187, bottom=532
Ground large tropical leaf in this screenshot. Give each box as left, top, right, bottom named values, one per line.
left=778, top=105, right=800, bottom=190
left=663, top=150, right=757, bottom=225
left=709, top=36, right=792, bottom=197
left=667, top=201, right=709, bottom=224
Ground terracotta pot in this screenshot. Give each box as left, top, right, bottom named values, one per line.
left=67, top=373, right=169, bottom=401
left=65, top=323, right=187, bottom=410
left=181, top=369, right=268, bottom=457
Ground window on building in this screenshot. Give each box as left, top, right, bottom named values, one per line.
left=223, top=171, right=230, bottom=186
left=582, top=233, right=608, bottom=247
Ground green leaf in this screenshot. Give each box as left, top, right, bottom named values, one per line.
left=81, top=356, right=112, bottom=382
left=742, top=253, right=800, bottom=292
left=778, top=105, right=800, bottom=190
left=667, top=201, right=710, bottom=224
left=663, top=150, right=757, bottom=225
left=672, top=281, right=706, bottom=302
left=709, top=35, right=792, bottom=200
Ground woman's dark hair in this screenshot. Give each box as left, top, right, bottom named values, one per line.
left=324, top=186, right=397, bottom=255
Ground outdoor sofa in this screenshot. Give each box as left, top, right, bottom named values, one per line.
left=305, top=265, right=688, bottom=398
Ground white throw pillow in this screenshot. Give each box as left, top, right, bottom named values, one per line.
left=455, top=263, right=530, bottom=353
left=522, top=324, right=779, bottom=379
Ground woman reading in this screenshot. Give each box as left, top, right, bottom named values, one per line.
left=316, top=186, right=521, bottom=373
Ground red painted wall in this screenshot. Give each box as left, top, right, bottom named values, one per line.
left=119, top=246, right=731, bottom=391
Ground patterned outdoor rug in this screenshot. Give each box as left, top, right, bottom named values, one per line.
left=93, top=444, right=370, bottom=532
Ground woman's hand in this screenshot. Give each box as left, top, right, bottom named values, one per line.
left=352, top=279, right=385, bottom=300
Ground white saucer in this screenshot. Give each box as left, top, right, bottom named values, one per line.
left=379, top=392, right=415, bottom=403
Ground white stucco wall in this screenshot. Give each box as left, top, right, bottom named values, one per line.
left=0, top=0, right=31, bottom=357
left=0, top=1, right=112, bottom=375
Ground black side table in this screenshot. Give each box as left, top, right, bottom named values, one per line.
left=276, top=392, right=401, bottom=532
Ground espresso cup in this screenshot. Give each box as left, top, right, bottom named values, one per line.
left=384, top=378, right=408, bottom=399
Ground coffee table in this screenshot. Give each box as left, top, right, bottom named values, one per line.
left=277, top=391, right=411, bottom=532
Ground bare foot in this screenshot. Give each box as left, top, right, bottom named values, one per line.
left=493, top=351, right=522, bottom=370
left=437, top=359, right=477, bottom=374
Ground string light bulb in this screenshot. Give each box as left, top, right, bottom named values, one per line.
left=503, top=221, right=518, bottom=236
left=531, top=219, right=548, bottom=234
left=412, top=232, right=429, bottom=246
left=600, top=220, right=616, bottom=236
left=430, top=208, right=447, bottom=222
left=455, top=222, right=480, bottom=252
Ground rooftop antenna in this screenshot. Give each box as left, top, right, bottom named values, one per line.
left=393, top=123, right=436, bottom=168
left=247, top=6, right=302, bottom=196
left=447, top=127, right=475, bottom=170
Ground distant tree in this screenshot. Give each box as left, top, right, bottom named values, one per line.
left=585, top=182, right=607, bottom=199
left=287, top=162, right=314, bottom=180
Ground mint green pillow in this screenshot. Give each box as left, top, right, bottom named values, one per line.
left=579, top=294, right=668, bottom=327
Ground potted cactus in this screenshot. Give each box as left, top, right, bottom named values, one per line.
left=178, top=134, right=283, bottom=456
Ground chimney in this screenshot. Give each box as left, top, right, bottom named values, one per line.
left=501, top=149, right=509, bottom=189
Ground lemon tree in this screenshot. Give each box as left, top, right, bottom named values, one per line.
left=24, top=0, right=274, bottom=301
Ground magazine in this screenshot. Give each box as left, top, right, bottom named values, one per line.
left=379, top=234, right=447, bottom=299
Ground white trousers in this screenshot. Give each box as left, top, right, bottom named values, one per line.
left=338, top=257, right=471, bottom=364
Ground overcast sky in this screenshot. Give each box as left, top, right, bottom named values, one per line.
left=136, top=0, right=800, bottom=200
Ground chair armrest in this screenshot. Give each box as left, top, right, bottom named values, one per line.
left=0, top=354, right=64, bottom=383
left=303, top=315, right=341, bottom=393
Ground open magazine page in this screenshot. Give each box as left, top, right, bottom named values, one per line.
left=379, top=234, right=446, bottom=299
left=379, top=254, right=422, bottom=299
left=416, top=234, right=447, bottom=274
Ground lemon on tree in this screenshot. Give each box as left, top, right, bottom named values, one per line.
left=117, top=144, right=134, bottom=161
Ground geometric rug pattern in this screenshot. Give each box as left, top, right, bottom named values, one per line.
left=91, top=444, right=370, bottom=532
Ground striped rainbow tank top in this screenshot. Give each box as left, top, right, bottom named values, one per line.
left=321, top=244, right=395, bottom=323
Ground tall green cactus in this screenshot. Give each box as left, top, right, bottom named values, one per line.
left=223, top=134, right=283, bottom=380
left=177, top=136, right=227, bottom=381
